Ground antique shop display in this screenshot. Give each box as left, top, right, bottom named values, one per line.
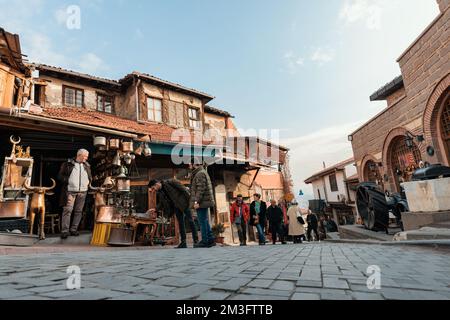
left=24, top=178, right=56, bottom=240
left=0, top=136, right=34, bottom=219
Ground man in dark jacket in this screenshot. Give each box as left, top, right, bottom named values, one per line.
left=306, top=211, right=320, bottom=242
left=149, top=179, right=198, bottom=248
left=250, top=193, right=267, bottom=245
left=267, top=199, right=286, bottom=245
left=58, top=149, right=92, bottom=239
left=189, top=161, right=216, bottom=248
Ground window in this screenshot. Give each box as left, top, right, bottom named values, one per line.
left=97, top=94, right=114, bottom=113
left=189, top=107, right=201, bottom=129
left=329, top=174, right=338, bottom=192
left=147, top=96, right=162, bottom=122
left=63, top=86, right=84, bottom=108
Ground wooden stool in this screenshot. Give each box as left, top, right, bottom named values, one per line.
left=44, top=214, right=60, bottom=234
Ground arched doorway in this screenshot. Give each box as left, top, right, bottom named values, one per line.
left=363, top=160, right=381, bottom=185
left=388, top=136, right=422, bottom=192
left=439, top=93, right=450, bottom=162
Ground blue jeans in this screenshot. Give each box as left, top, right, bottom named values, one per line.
left=255, top=223, right=266, bottom=243
left=197, top=208, right=214, bottom=244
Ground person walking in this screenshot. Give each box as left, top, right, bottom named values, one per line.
left=58, top=149, right=92, bottom=239
left=267, top=200, right=286, bottom=245
left=189, top=160, right=216, bottom=248
left=230, top=194, right=250, bottom=246
left=287, top=201, right=305, bottom=243
left=306, top=211, right=320, bottom=242
left=148, top=179, right=198, bottom=248
left=250, top=193, right=267, bottom=245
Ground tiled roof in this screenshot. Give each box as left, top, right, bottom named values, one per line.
left=204, top=105, right=234, bottom=118
left=31, top=63, right=120, bottom=87
left=122, top=72, right=214, bottom=102
left=30, top=107, right=190, bottom=143
left=369, top=75, right=404, bottom=101
left=304, top=158, right=354, bottom=184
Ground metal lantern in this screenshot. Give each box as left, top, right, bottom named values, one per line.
left=143, top=143, right=152, bottom=157
left=405, top=134, right=414, bottom=149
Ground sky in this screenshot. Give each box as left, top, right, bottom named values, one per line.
left=0, top=0, right=441, bottom=202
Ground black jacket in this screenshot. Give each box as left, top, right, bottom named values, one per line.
left=156, top=179, right=190, bottom=215
left=307, top=213, right=319, bottom=228
left=267, top=205, right=283, bottom=224
left=250, top=201, right=267, bottom=225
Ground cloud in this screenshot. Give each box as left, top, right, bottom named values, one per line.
left=283, top=51, right=305, bottom=74
left=339, top=0, right=383, bottom=30
left=26, top=32, right=69, bottom=67
left=54, top=7, right=69, bottom=26
left=281, top=121, right=364, bottom=200
left=78, top=53, right=109, bottom=74
left=310, top=47, right=335, bottom=65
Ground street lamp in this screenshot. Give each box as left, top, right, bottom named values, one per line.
left=405, top=132, right=424, bottom=149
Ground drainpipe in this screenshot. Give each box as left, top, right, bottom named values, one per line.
left=135, top=76, right=142, bottom=122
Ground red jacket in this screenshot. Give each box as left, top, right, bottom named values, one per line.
left=230, top=202, right=250, bottom=224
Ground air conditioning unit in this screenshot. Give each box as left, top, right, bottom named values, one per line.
left=339, top=194, right=346, bottom=203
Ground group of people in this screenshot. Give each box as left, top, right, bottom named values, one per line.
left=229, top=194, right=326, bottom=246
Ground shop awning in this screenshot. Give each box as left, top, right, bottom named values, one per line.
left=149, top=142, right=220, bottom=158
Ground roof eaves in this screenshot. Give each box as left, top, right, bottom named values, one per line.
left=30, top=63, right=121, bottom=87
left=130, top=71, right=215, bottom=102
left=369, top=75, right=404, bottom=101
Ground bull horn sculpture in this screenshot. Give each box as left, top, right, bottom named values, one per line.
left=10, top=135, right=21, bottom=145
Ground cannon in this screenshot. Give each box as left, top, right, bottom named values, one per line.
left=356, top=182, right=390, bottom=231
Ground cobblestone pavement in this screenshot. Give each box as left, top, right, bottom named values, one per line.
left=0, top=243, right=449, bottom=300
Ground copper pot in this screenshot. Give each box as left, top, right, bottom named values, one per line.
left=121, top=141, right=133, bottom=153
left=109, top=139, right=120, bottom=150
left=108, top=226, right=133, bottom=246
left=0, top=200, right=26, bottom=219
left=116, top=178, right=130, bottom=192
left=96, top=206, right=122, bottom=224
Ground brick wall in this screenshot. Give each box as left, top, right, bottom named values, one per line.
left=351, top=4, right=449, bottom=190
left=437, top=0, right=450, bottom=13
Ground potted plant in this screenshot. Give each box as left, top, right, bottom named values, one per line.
left=211, top=223, right=225, bottom=244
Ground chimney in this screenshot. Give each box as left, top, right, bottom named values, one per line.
left=437, top=0, right=450, bottom=13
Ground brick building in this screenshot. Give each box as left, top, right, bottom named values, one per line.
left=349, top=0, right=449, bottom=193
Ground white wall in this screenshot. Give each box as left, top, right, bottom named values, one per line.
left=323, top=171, right=347, bottom=203
left=344, top=163, right=357, bottom=178
left=311, top=180, right=326, bottom=200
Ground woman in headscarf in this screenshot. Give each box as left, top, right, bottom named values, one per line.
left=286, top=200, right=306, bottom=243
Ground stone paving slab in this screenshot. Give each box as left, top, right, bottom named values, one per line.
left=0, top=243, right=449, bottom=300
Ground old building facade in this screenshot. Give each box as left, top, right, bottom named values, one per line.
left=0, top=27, right=291, bottom=244
left=350, top=0, right=450, bottom=192
left=305, top=158, right=358, bottom=226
